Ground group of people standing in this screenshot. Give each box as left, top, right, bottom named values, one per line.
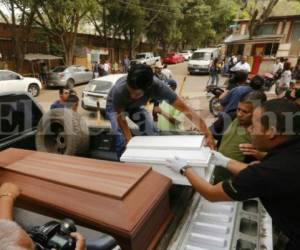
left=92, top=55, right=131, bottom=78
left=273, top=57, right=300, bottom=95
left=208, top=55, right=251, bottom=86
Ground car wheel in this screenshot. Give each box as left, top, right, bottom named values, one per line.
left=28, top=83, right=40, bottom=97
left=67, top=78, right=75, bottom=89
left=36, top=108, right=89, bottom=156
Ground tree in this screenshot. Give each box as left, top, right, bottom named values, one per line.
left=246, top=0, right=280, bottom=38
left=179, top=0, right=215, bottom=49
left=34, top=0, right=97, bottom=64
left=0, top=0, right=39, bottom=72
left=211, top=0, right=239, bottom=43
left=145, top=0, right=182, bottom=52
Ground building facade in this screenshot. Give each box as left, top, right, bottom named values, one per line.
left=225, top=15, right=300, bottom=73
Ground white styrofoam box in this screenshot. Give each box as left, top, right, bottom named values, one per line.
left=121, top=135, right=213, bottom=185
left=126, top=135, right=205, bottom=150
left=121, top=148, right=211, bottom=167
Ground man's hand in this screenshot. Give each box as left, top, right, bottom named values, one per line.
left=211, top=150, right=230, bottom=167
left=239, top=143, right=267, bottom=160
left=204, top=133, right=216, bottom=149
left=71, top=232, right=87, bottom=250
left=0, top=183, right=20, bottom=200
left=153, top=106, right=162, bottom=114
left=166, top=156, right=189, bottom=174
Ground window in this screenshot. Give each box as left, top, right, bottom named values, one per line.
left=0, top=71, right=19, bottom=81
left=52, top=66, right=67, bottom=73
left=264, top=43, right=279, bottom=56
left=191, top=52, right=211, bottom=60
left=257, top=23, right=277, bottom=35
left=290, top=22, right=300, bottom=42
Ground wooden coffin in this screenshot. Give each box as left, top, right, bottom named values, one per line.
left=0, top=148, right=173, bottom=250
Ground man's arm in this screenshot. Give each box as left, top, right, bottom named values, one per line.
left=185, top=168, right=232, bottom=202
left=210, top=150, right=248, bottom=175
left=165, top=158, right=231, bottom=202
left=116, top=109, right=132, bottom=144
left=153, top=106, right=180, bottom=125
left=227, top=159, right=248, bottom=175
left=171, top=97, right=215, bottom=148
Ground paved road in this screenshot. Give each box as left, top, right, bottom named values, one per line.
left=36, top=62, right=221, bottom=127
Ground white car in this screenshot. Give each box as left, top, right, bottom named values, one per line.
left=82, top=74, right=126, bottom=112
left=0, top=70, right=42, bottom=97
left=188, top=48, right=219, bottom=74
left=179, top=50, right=192, bottom=61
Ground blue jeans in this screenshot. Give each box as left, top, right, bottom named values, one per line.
left=210, top=73, right=219, bottom=86
left=106, top=104, right=158, bottom=157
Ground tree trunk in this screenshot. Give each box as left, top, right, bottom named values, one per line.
left=62, top=32, right=77, bottom=65
left=129, top=28, right=134, bottom=59
left=14, top=38, right=24, bottom=72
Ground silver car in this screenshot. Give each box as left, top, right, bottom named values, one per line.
left=82, top=74, right=126, bottom=112
left=46, top=65, right=93, bottom=88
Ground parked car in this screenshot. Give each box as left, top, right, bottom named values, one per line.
left=162, top=52, right=185, bottom=64
left=82, top=74, right=126, bottom=112
left=46, top=65, right=93, bottom=88
left=188, top=48, right=219, bottom=74
left=130, top=52, right=160, bottom=66
left=179, top=50, right=193, bottom=61
left=0, top=70, right=42, bottom=97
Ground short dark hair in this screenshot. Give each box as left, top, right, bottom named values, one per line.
left=65, top=94, right=79, bottom=108
left=234, top=71, right=248, bottom=84
left=59, top=87, right=70, bottom=95
left=260, top=99, right=300, bottom=135
left=284, top=62, right=291, bottom=71
left=240, top=91, right=267, bottom=108
left=250, top=75, right=265, bottom=90
left=127, top=64, right=153, bottom=91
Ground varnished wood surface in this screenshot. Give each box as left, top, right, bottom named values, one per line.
left=3, top=151, right=151, bottom=199
left=0, top=148, right=173, bottom=250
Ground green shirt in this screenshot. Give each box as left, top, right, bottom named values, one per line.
left=157, top=101, right=183, bottom=131
left=218, top=119, right=251, bottom=162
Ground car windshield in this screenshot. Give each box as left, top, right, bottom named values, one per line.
left=191, top=52, right=211, bottom=60
left=86, top=80, right=113, bottom=93
left=52, top=66, right=67, bottom=73
left=136, top=54, right=146, bottom=59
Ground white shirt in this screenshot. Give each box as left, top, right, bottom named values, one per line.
left=231, top=61, right=251, bottom=73
left=104, top=63, right=110, bottom=72
left=273, top=62, right=283, bottom=75
left=162, top=68, right=173, bottom=79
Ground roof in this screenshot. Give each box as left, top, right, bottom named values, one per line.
left=234, top=15, right=300, bottom=23
left=25, top=53, right=62, bottom=61
left=224, top=34, right=283, bottom=44
left=94, top=73, right=126, bottom=83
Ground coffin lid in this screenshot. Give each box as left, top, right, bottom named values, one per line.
left=0, top=148, right=172, bottom=238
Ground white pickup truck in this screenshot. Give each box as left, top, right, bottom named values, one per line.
left=130, top=52, right=161, bottom=66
